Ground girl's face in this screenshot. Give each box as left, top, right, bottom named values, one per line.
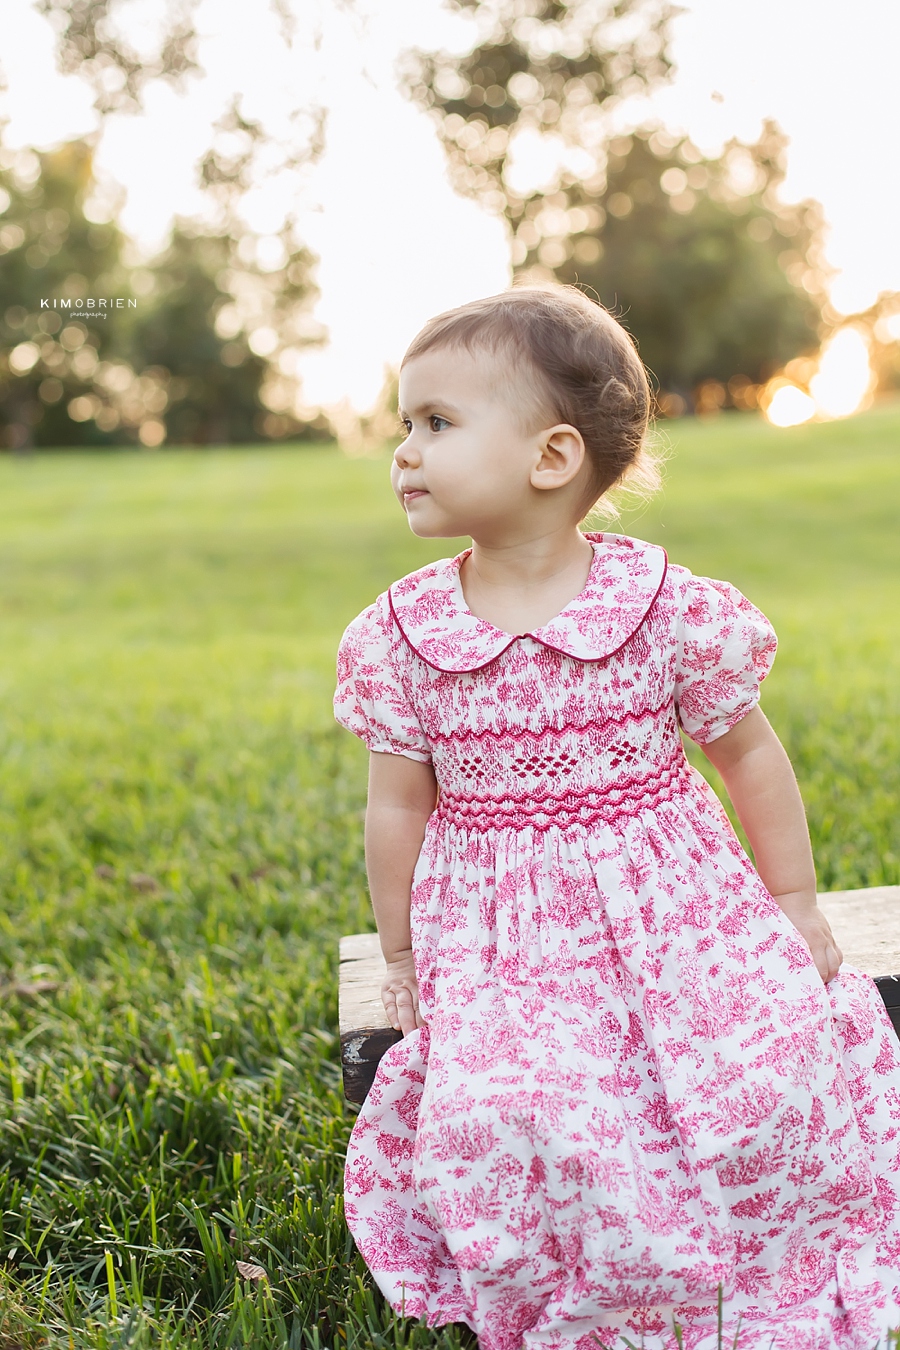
left=394, top=346, right=563, bottom=542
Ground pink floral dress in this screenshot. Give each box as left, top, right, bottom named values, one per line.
left=334, top=532, right=900, bottom=1350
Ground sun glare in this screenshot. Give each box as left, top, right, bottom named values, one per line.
left=763, top=326, right=873, bottom=427
left=809, top=327, right=873, bottom=419
left=764, top=382, right=817, bottom=428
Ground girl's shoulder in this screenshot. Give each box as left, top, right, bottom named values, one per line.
left=617, top=535, right=769, bottom=624
left=338, top=552, right=467, bottom=675
left=659, top=555, right=774, bottom=635
left=340, top=553, right=464, bottom=640
left=579, top=531, right=701, bottom=620
left=599, top=541, right=777, bottom=686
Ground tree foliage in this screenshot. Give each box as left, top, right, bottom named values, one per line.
left=523, top=125, right=826, bottom=407
left=407, top=0, right=829, bottom=408
left=4, top=3, right=330, bottom=448
left=35, top=0, right=201, bottom=115
left=0, top=140, right=128, bottom=447
left=404, top=0, right=676, bottom=212
left=0, top=138, right=323, bottom=448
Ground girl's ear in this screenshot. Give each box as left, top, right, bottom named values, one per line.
left=530, top=423, right=587, bottom=492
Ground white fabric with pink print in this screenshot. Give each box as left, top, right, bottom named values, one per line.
left=335, top=534, right=900, bottom=1350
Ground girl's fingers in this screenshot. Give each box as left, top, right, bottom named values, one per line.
left=382, top=991, right=399, bottom=1030
left=822, top=943, right=842, bottom=984
left=382, top=982, right=420, bottom=1034
left=393, top=987, right=418, bottom=1035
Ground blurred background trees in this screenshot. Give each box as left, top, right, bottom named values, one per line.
left=405, top=0, right=831, bottom=412
left=2, top=0, right=896, bottom=447
left=0, top=131, right=325, bottom=448
left=1, top=0, right=326, bottom=450
left=0, top=139, right=128, bottom=448
left=527, top=124, right=826, bottom=414
left=34, top=0, right=202, bottom=116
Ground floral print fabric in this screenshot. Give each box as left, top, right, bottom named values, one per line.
left=334, top=533, right=900, bottom=1350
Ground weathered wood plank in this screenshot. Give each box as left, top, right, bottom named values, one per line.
left=339, top=886, right=900, bottom=1103
left=819, top=885, right=900, bottom=1040
left=339, top=934, right=400, bottom=1104
left=339, top=933, right=390, bottom=1036
left=816, top=886, right=900, bottom=975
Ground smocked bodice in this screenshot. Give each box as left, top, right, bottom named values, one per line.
left=410, top=638, right=689, bottom=834
left=335, top=533, right=777, bottom=836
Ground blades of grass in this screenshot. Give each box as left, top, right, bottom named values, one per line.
left=104, top=1251, right=118, bottom=1320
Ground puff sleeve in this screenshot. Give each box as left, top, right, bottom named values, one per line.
left=334, top=597, right=432, bottom=763
left=674, top=574, right=777, bottom=744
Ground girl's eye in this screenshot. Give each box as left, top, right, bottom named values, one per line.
left=399, top=418, right=412, bottom=436
left=429, top=415, right=450, bottom=433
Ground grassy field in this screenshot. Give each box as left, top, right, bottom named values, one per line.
left=0, top=402, right=898, bottom=1349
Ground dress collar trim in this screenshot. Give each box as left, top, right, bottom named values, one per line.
left=388, top=533, right=667, bottom=673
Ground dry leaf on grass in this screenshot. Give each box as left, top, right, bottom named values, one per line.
left=0, top=980, right=60, bottom=1000
left=129, top=873, right=160, bottom=892
left=235, top=1260, right=268, bottom=1282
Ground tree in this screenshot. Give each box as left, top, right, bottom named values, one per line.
left=0, top=135, right=324, bottom=448
left=407, top=0, right=829, bottom=409
left=0, top=139, right=129, bottom=448
left=403, top=0, right=677, bottom=211
left=520, top=125, right=827, bottom=410
left=125, top=217, right=321, bottom=445
left=4, top=3, right=329, bottom=447
left=34, top=0, right=201, bottom=116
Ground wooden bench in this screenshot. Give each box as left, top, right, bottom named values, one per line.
left=339, top=886, right=900, bottom=1104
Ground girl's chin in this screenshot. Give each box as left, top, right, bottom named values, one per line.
left=403, top=508, right=462, bottom=540
left=407, top=521, right=459, bottom=539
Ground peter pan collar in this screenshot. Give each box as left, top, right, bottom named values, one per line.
left=388, top=532, right=667, bottom=673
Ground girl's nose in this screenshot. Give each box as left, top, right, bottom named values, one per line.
left=394, top=438, right=420, bottom=469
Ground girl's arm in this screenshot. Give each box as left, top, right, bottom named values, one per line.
left=701, top=705, right=842, bottom=983
left=365, top=751, right=438, bottom=1035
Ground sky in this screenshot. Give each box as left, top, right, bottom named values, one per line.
left=2, top=0, right=899, bottom=412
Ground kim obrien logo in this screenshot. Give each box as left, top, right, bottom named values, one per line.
left=40, top=297, right=138, bottom=319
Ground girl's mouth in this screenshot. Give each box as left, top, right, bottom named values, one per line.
left=403, top=489, right=428, bottom=504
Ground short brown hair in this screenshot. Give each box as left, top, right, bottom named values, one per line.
left=402, top=285, right=659, bottom=511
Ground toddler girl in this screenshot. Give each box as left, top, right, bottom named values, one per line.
left=334, top=286, right=900, bottom=1349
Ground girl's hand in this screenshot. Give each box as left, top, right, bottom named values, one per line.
left=776, top=893, right=843, bottom=983
left=382, top=948, right=424, bottom=1036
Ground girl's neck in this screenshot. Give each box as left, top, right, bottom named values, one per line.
left=460, top=526, right=595, bottom=636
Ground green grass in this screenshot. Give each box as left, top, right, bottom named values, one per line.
left=0, top=402, right=897, bottom=1349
